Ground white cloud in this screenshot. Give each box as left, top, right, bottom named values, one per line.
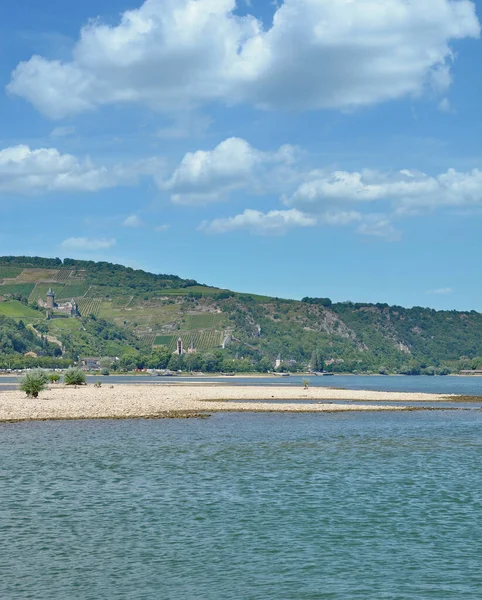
left=286, top=166, right=482, bottom=215
left=426, top=287, right=453, bottom=295
left=200, top=205, right=403, bottom=240
left=123, top=214, right=143, bottom=227
left=154, top=224, right=170, bottom=232
left=7, top=0, right=479, bottom=119
left=437, top=97, right=454, bottom=113
left=200, top=208, right=316, bottom=235
left=0, top=144, right=162, bottom=194
left=357, top=217, right=401, bottom=241
left=162, top=137, right=297, bottom=204
left=320, top=211, right=363, bottom=226
left=50, top=126, right=76, bottom=137
left=60, top=237, right=117, bottom=251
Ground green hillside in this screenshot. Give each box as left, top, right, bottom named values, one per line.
left=0, top=300, right=41, bottom=319
left=1, top=256, right=482, bottom=374
left=0, top=315, right=71, bottom=369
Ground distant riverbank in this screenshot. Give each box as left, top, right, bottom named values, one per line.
left=3, top=373, right=482, bottom=397
left=0, top=384, right=469, bottom=422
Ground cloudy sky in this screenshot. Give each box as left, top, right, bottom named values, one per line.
left=1, top=0, right=481, bottom=310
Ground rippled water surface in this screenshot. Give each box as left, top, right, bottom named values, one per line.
left=3, top=374, right=482, bottom=395
left=2, top=411, right=482, bottom=599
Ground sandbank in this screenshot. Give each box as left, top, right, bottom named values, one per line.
left=0, top=384, right=459, bottom=422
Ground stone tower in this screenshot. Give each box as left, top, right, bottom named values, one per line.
left=46, top=288, right=55, bottom=309
left=70, top=299, right=79, bottom=317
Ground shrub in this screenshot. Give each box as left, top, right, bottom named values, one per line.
left=302, top=378, right=309, bottom=390
left=20, top=369, right=48, bottom=398
left=64, top=368, right=86, bottom=386
left=48, top=372, right=61, bottom=383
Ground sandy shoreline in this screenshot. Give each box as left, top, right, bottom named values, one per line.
left=0, top=384, right=460, bottom=422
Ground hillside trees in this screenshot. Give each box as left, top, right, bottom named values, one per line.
left=311, top=349, right=324, bottom=372
left=145, top=346, right=171, bottom=369
left=119, top=351, right=142, bottom=372
left=302, top=297, right=332, bottom=307
left=0, top=256, right=62, bottom=267
left=62, top=258, right=199, bottom=293
left=0, top=317, right=59, bottom=357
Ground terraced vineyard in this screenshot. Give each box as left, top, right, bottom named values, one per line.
left=0, top=266, right=23, bottom=279
left=112, top=296, right=132, bottom=308
left=154, top=330, right=225, bottom=351
left=77, top=297, right=102, bottom=317
left=84, top=286, right=101, bottom=298
left=54, top=269, right=77, bottom=282
left=84, top=285, right=130, bottom=299
left=187, top=313, right=221, bottom=329
left=28, top=282, right=88, bottom=303
left=16, top=268, right=59, bottom=282
left=138, top=333, right=156, bottom=345
left=29, top=283, right=62, bottom=302
left=56, top=283, right=89, bottom=300
left=0, top=282, right=35, bottom=298
left=154, top=335, right=174, bottom=346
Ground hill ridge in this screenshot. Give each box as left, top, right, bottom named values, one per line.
left=1, top=256, right=481, bottom=374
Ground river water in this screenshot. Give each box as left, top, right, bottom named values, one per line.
left=1, top=410, right=482, bottom=599
left=2, top=374, right=482, bottom=395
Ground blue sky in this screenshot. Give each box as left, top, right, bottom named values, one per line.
left=0, top=0, right=481, bottom=310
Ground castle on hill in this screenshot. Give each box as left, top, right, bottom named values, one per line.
left=38, top=288, right=80, bottom=318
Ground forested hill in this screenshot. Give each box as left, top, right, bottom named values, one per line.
left=1, top=256, right=481, bottom=374
left=0, top=256, right=200, bottom=292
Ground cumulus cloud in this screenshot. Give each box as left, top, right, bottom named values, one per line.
left=0, top=144, right=162, bottom=194
left=123, top=214, right=143, bottom=227
left=60, top=237, right=117, bottom=251
left=162, top=137, right=297, bottom=204
left=200, top=206, right=402, bottom=239
left=7, top=0, right=479, bottom=119
left=200, top=208, right=316, bottom=235
left=286, top=166, right=482, bottom=215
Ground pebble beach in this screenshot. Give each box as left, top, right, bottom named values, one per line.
left=0, top=384, right=456, bottom=422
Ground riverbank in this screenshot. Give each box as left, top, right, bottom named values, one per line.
left=0, top=384, right=460, bottom=422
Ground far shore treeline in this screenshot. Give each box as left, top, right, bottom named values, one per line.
left=1, top=256, right=482, bottom=375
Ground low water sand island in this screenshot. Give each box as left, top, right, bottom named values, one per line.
left=0, top=384, right=459, bottom=422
